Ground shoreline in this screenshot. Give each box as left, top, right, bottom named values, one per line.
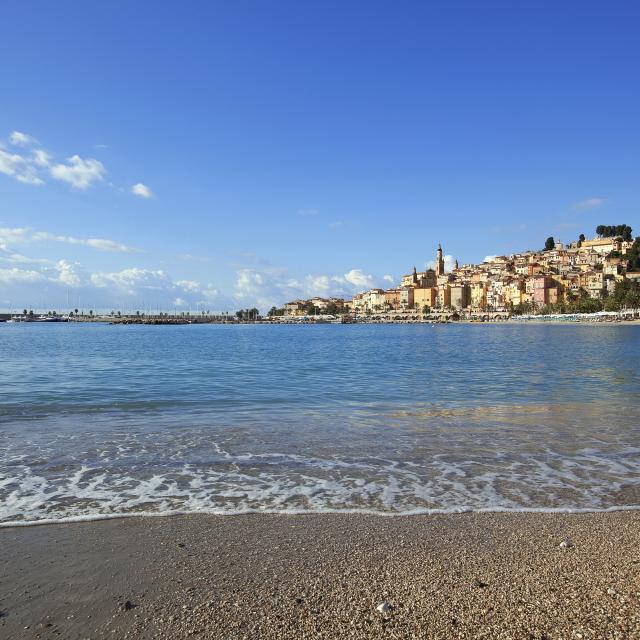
left=3, top=315, right=640, bottom=325
left=2, top=511, right=639, bottom=639
left=3, top=502, right=640, bottom=530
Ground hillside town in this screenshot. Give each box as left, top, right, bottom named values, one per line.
left=275, top=226, right=640, bottom=321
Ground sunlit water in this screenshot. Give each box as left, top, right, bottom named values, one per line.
left=1, top=322, right=639, bottom=525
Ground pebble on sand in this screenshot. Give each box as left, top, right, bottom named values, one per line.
left=376, top=602, right=391, bottom=614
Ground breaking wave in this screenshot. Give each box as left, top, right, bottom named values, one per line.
left=2, top=444, right=640, bottom=527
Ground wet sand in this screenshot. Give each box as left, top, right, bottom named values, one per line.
left=1, top=511, right=639, bottom=639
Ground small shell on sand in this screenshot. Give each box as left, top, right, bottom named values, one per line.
left=559, top=540, right=573, bottom=549
left=376, top=602, right=391, bottom=614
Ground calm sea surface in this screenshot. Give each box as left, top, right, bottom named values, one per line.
left=1, top=322, right=639, bottom=525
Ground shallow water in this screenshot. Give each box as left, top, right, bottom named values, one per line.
left=1, top=322, right=639, bottom=524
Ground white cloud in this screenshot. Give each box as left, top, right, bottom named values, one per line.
left=84, top=238, right=138, bottom=253
left=571, top=197, right=604, bottom=211
left=9, top=131, right=38, bottom=147
left=0, top=255, right=233, bottom=312
left=0, top=259, right=88, bottom=288
left=33, top=149, right=51, bottom=167
left=90, top=268, right=173, bottom=294
left=343, top=269, right=374, bottom=288
left=444, top=255, right=455, bottom=271
left=50, top=155, right=106, bottom=190
left=232, top=266, right=383, bottom=310
left=0, top=244, right=50, bottom=265
left=0, top=227, right=138, bottom=253
left=304, top=275, right=332, bottom=293
left=234, top=269, right=286, bottom=308
left=2, top=136, right=105, bottom=190
left=0, top=131, right=141, bottom=195
left=236, top=269, right=264, bottom=292
left=0, top=267, right=46, bottom=284
left=383, top=274, right=394, bottom=283
left=298, top=208, right=319, bottom=217
left=427, top=254, right=455, bottom=272
left=131, top=182, right=153, bottom=198
left=0, top=253, right=393, bottom=313
left=54, top=259, right=83, bottom=287
left=200, top=286, right=220, bottom=299
left=0, top=149, right=44, bottom=185
left=176, top=279, right=201, bottom=292
left=83, top=268, right=230, bottom=308
left=0, top=227, right=30, bottom=244
left=0, top=231, right=389, bottom=313
left=328, top=221, right=343, bottom=229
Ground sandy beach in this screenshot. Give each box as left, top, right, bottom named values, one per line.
left=2, top=511, right=639, bottom=639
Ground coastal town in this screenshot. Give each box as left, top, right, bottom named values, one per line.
left=4, top=226, right=640, bottom=325
left=273, top=226, right=640, bottom=322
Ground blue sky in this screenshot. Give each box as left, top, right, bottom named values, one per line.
left=1, top=1, right=638, bottom=312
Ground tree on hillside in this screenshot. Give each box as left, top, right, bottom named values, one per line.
left=324, top=302, right=344, bottom=315
left=544, top=237, right=555, bottom=251
left=604, top=279, right=640, bottom=310
left=625, top=237, right=640, bottom=272
left=596, top=224, right=633, bottom=240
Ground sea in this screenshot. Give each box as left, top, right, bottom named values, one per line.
left=1, top=322, right=639, bottom=526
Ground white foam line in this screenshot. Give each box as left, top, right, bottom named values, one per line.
left=2, top=504, right=640, bottom=529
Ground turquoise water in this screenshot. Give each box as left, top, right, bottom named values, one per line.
left=1, top=322, right=639, bottom=524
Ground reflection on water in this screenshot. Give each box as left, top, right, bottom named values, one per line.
left=1, top=323, right=639, bottom=524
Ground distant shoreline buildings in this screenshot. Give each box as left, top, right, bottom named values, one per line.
left=279, top=229, right=640, bottom=318
left=6, top=229, right=639, bottom=324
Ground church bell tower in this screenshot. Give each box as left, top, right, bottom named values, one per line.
left=436, top=243, right=445, bottom=277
